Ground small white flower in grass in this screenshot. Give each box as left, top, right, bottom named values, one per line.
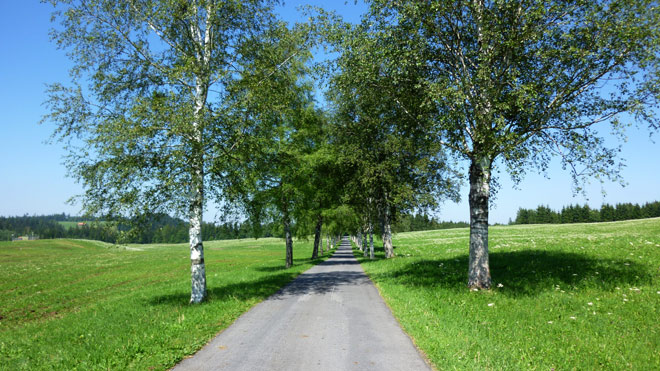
left=488, top=303, right=494, bottom=307
left=572, top=273, right=578, bottom=276
left=570, top=316, right=577, bottom=320
left=587, top=302, right=593, bottom=306
left=547, top=321, right=553, bottom=324
left=623, top=299, right=628, bottom=302
left=624, top=263, right=630, bottom=266
left=497, top=283, right=504, bottom=288
left=657, top=291, right=660, bottom=294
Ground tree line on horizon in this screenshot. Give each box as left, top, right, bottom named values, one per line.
left=5, top=200, right=659, bottom=243
left=0, top=213, right=271, bottom=243
left=0, top=212, right=468, bottom=243
left=512, top=201, right=660, bottom=225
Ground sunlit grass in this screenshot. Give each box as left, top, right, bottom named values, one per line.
left=356, top=218, right=660, bottom=369
left=0, top=237, right=325, bottom=370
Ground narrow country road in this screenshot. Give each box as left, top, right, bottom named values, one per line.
left=173, top=237, right=431, bottom=371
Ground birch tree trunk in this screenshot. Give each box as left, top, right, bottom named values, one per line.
left=467, top=156, right=492, bottom=289
left=284, top=210, right=293, bottom=268
left=189, top=105, right=207, bottom=303
left=188, top=83, right=208, bottom=304
left=189, top=176, right=206, bottom=303
left=311, top=215, right=322, bottom=259
left=381, top=207, right=394, bottom=258
left=188, top=2, right=213, bottom=304
left=368, top=223, right=375, bottom=260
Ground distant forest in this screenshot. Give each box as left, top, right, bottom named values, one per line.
left=0, top=212, right=464, bottom=243
left=4, top=201, right=657, bottom=243
left=512, top=201, right=660, bottom=225
left=0, top=213, right=273, bottom=244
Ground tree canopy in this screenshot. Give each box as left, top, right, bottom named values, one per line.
left=44, top=0, right=660, bottom=297
left=353, top=0, right=660, bottom=288
left=44, top=0, right=297, bottom=303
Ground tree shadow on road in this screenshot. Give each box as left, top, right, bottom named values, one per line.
left=363, top=250, right=652, bottom=297
left=147, top=250, right=366, bottom=306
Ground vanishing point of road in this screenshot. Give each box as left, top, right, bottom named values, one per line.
left=174, top=237, right=432, bottom=371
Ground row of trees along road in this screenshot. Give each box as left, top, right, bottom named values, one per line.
left=45, top=0, right=660, bottom=301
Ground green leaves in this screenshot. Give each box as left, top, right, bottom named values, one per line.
left=44, top=0, right=286, bottom=221
left=365, top=0, right=660, bottom=190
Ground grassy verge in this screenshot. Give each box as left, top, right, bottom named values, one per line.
left=355, top=218, right=660, bottom=369
left=0, top=238, right=326, bottom=370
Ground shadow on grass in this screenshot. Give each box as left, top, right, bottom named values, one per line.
left=363, top=250, right=652, bottom=297
left=146, top=272, right=302, bottom=306
left=148, top=249, right=362, bottom=306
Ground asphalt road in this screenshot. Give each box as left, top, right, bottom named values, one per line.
left=173, top=238, right=431, bottom=371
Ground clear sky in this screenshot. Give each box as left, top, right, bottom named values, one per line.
left=1, top=1, right=658, bottom=224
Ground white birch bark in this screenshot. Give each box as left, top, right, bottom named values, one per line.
left=188, top=3, right=212, bottom=303
left=189, top=192, right=206, bottom=303
left=368, top=223, right=374, bottom=260
left=467, top=156, right=492, bottom=289
left=382, top=207, right=394, bottom=258
left=189, top=85, right=207, bottom=303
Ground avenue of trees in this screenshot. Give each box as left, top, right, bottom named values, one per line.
left=44, top=0, right=660, bottom=301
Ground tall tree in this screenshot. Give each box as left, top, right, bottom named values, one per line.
left=44, top=0, right=280, bottom=303
left=223, top=22, right=320, bottom=268
left=365, top=0, right=660, bottom=288
left=326, top=17, right=459, bottom=258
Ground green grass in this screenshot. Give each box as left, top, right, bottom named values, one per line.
left=0, top=238, right=326, bottom=370
left=355, top=218, right=660, bottom=370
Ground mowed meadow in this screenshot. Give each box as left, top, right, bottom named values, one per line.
left=356, top=218, right=660, bottom=369
left=2, top=219, right=659, bottom=370
left=0, top=238, right=324, bottom=370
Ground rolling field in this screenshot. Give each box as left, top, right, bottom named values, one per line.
left=0, top=238, right=325, bottom=370
left=355, top=218, right=660, bottom=369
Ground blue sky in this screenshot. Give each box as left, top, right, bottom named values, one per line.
left=1, top=0, right=658, bottom=224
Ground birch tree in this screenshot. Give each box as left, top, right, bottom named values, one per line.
left=326, top=19, right=459, bottom=258
left=223, top=21, right=321, bottom=268
left=44, top=0, right=280, bottom=303
left=365, top=0, right=660, bottom=288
